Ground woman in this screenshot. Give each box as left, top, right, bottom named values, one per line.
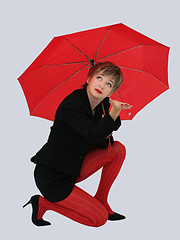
left=23, top=61, right=133, bottom=227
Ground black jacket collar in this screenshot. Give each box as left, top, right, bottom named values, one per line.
left=81, top=86, right=109, bottom=119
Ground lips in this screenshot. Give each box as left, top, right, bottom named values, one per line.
left=95, top=89, right=102, bottom=94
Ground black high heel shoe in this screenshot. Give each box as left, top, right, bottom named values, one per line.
left=23, top=195, right=51, bottom=227
left=108, top=212, right=126, bottom=221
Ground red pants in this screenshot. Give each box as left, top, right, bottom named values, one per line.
left=37, top=141, right=126, bottom=227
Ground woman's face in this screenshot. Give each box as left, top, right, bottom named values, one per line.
left=87, top=71, right=114, bottom=100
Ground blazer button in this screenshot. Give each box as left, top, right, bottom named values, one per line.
left=80, top=155, right=83, bottom=160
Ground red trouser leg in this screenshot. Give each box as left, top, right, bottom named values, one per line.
left=76, top=141, right=126, bottom=214
left=37, top=141, right=126, bottom=227
left=38, top=186, right=108, bottom=227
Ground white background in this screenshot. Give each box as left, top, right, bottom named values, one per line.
left=1, top=0, right=179, bottom=239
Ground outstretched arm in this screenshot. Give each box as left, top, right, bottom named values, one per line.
left=109, top=98, right=133, bottom=121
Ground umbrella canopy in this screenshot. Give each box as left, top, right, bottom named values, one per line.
left=18, top=23, right=170, bottom=121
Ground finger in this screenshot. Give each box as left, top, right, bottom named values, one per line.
left=124, top=105, right=132, bottom=109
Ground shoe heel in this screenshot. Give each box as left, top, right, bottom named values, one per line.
left=23, top=200, right=31, bottom=208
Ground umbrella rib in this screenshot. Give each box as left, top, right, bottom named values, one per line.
left=115, top=91, right=132, bottom=120
left=117, top=65, right=169, bottom=88
left=98, top=43, right=167, bottom=61
left=63, top=37, right=92, bottom=63
left=31, top=63, right=90, bottom=114
left=40, top=61, right=89, bottom=68
left=93, top=26, right=112, bottom=63
left=98, top=44, right=144, bottom=60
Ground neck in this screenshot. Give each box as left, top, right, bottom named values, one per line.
left=86, top=87, right=102, bottom=111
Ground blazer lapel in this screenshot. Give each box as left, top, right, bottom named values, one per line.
left=80, top=86, right=110, bottom=120
left=81, top=87, right=94, bottom=119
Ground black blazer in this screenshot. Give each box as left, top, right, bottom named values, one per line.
left=30, top=86, right=121, bottom=177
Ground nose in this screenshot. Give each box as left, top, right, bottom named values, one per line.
left=99, top=81, right=105, bottom=89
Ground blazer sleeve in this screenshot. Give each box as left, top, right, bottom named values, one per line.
left=56, top=98, right=121, bottom=145
left=97, top=135, right=115, bottom=149
left=96, top=98, right=120, bottom=148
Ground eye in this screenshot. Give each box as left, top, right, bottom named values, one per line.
left=107, top=82, right=112, bottom=88
left=97, top=76, right=102, bottom=80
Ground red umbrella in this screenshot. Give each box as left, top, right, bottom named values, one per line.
left=17, top=23, right=170, bottom=121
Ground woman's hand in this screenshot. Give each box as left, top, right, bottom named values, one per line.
left=109, top=98, right=133, bottom=121
left=109, top=98, right=133, bottom=110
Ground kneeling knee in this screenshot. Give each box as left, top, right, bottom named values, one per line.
left=94, top=216, right=108, bottom=227
left=113, top=141, right=126, bottom=156
left=93, top=206, right=108, bottom=227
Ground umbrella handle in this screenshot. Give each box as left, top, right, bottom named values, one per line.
left=102, top=102, right=112, bottom=153
left=108, top=133, right=112, bottom=153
